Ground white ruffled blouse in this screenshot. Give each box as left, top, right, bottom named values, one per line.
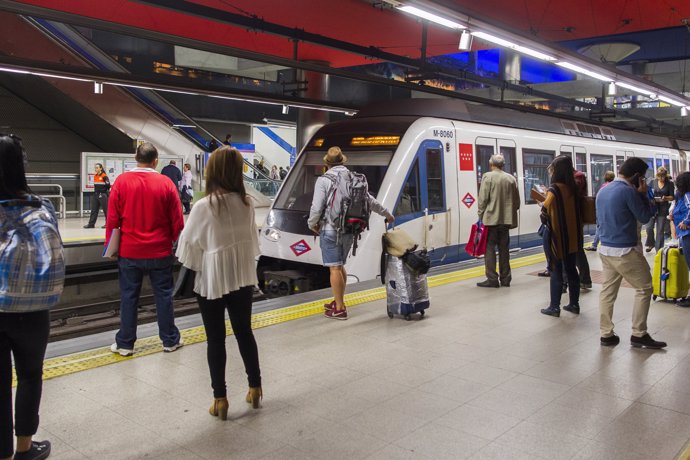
left=175, top=193, right=260, bottom=300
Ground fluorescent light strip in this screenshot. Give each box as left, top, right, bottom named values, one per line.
left=556, top=61, right=612, bottom=82
left=615, top=81, right=657, bottom=98
left=471, top=31, right=556, bottom=61
left=658, top=95, right=688, bottom=107
left=397, top=5, right=465, bottom=30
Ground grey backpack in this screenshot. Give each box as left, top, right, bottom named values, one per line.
left=323, top=169, right=371, bottom=253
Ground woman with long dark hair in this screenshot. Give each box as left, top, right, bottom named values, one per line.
left=176, top=147, right=262, bottom=420
left=0, top=134, right=61, bottom=460
left=540, top=155, right=582, bottom=317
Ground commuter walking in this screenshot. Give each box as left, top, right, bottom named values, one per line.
left=107, top=142, right=184, bottom=356
left=645, top=167, right=674, bottom=252
left=596, top=157, right=666, bottom=348
left=308, top=146, right=394, bottom=320
left=176, top=147, right=262, bottom=419
left=586, top=170, right=615, bottom=251
left=161, top=160, right=182, bottom=189
left=476, top=154, right=520, bottom=288
left=180, top=163, right=193, bottom=215
left=84, top=162, right=110, bottom=228
left=0, top=133, right=64, bottom=460
left=279, top=166, right=287, bottom=180
left=540, top=155, right=582, bottom=317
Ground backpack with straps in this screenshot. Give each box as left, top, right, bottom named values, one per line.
left=323, top=168, right=371, bottom=255
left=0, top=196, right=65, bottom=312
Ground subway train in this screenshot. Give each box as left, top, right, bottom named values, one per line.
left=257, top=98, right=685, bottom=297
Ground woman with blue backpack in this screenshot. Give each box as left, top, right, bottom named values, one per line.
left=0, top=134, right=64, bottom=460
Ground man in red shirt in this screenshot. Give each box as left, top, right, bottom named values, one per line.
left=106, top=142, right=185, bottom=356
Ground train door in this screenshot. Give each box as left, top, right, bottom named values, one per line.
left=392, top=140, right=455, bottom=264
left=591, top=154, right=614, bottom=194
left=655, top=154, right=670, bottom=175
left=615, top=150, right=632, bottom=172
left=560, top=145, right=588, bottom=192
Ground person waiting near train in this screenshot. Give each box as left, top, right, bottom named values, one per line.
left=180, top=163, right=193, bottom=215
left=83, top=162, right=110, bottom=228
left=0, top=133, right=62, bottom=460
left=476, top=154, right=520, bottom=288
left=308, top=146, right=394, bottom=320
left=586, top=170, right=615, bottom=252
left=107, top=142, right=184, bottom=356
left=644, top=166, right=674, bottom=252
left=176, top=147, right=263, bottom=419
left=671, top=172, right=690, bottom=307
left=540, top=155, right=582, bottom=317
left=596, top=157, right=666, bottom=349
left=161, top=160, right=182, bottom=189
left=573, top=167, right=593, bottom=289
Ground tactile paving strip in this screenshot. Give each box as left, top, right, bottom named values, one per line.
left=12, top=251, right=546, bottom=387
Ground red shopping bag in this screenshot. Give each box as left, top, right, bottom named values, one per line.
left=465, top=221, right=488, bottom=257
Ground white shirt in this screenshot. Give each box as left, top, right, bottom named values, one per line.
left=180, top=170, right=192, bottom=189
left=599, top=222, right=643, bottom=257
left=175, top=193, right=260, bottom=299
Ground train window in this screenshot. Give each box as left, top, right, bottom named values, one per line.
left=523, top=148, right=555, bottom=204
left=638, top=157, right=654, bottom=181
left=427, top=148, right=444, bottom=211
left=272, top=150, right=393, bottom=212
left=591, top=154, right=614, bottom=194
left=655, top=157, right=670, bottom=174
left=395, top=159, right=421, bottom=216
left=475, top=144, right=494, bottom=190
left=575, top=153, right=587, bottom=173
left=499, top=146, right=517, bottom=178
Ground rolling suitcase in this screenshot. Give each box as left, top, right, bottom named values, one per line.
left=653, top=246, right=689, bottom=300
left=384, top=254, right=430, bottom=320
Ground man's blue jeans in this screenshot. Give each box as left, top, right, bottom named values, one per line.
left=115, top=256, right=180, bottom=349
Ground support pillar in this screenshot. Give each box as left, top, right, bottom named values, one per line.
left=296, top=62, right=330, bottom=156
left=499, top=50, right=521, bottom=84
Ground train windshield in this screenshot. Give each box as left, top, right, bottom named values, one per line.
left=273, top=150, right=393, bottom=212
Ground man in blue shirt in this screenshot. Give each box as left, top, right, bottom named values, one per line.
left=596, top=157, right=666, bottom=349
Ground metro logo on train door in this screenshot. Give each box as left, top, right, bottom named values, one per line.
left=459, top=143, right=474, bottom=171
left=290, top=239, right=311, bottom=256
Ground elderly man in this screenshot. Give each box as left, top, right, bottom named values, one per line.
left=476, top=154, right=520, bottom=288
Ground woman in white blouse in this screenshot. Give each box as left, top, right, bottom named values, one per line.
left=180, top=163, right=193, bottom=215
left=176, top=147, right=262, bottom=420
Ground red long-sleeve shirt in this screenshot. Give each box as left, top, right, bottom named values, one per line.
left=105, top=168, right=184, bottom=259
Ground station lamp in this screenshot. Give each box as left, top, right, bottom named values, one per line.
left=94, top=81, right=103, bottom=94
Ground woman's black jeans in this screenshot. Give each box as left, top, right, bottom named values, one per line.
left=550, top=253, right=580, bottom=308
left=0, top=311, right=50, bottom=458
left=197, top=286, right=261, bottom=398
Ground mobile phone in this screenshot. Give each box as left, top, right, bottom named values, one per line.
left=631, top=173, right=640, bottom=187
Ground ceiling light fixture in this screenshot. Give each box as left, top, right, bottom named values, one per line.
left=94, top=81, right=103, bottom=94
left=458, top=29, right=473, bottom=51
left=471, top=31, right=556, bottom=61
left=282, top=104, right=289, bottom=115
left=555, top=61, right=612, bottom=82
left=682, top=107, right=688, bottom=117
left=658, top=95, right=688, bottom=107
left=397, top=5, right=465, bottom=30
left=615, top=81, right=657, bottom=98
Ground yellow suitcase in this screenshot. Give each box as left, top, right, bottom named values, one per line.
left=653, top=247, right=689, bottom=300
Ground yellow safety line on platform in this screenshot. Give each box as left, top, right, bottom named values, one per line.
left=62, top=236, right=105, bottom=243
left=12, top=251, right=546, bottom=387
left=680, top=442, right=690, bottom=460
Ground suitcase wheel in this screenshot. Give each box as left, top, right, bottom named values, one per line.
left=652, top=295, right=657, bottom=301
left=387, top=311, right=394, bottom=319
left=419, top=310, right=425, bottom=318
left=405, top=314, right=412, bottom=321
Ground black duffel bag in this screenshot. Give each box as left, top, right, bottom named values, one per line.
left=402, top=249, right=430, bottom=275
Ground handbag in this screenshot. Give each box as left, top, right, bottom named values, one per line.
left=383, top=227, right=418, bottom=257
left=173, top=266, right=196, bottom=299
left=465, top=221, right=488, bottom=257
left=581, top=196, right=596, bottom=225
left=402, top=249, right=430, bottom=275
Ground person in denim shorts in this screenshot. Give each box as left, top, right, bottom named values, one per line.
left=308, top=147, right=394, bottom=320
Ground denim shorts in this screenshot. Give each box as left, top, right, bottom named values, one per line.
left=320, top=229, right=354, bottom=267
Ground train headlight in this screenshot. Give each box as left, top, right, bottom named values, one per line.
left=264, top=227, right=281, bottom=242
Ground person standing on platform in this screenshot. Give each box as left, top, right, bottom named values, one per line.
left=476, top=154, right=520, bottom=288
left=573, top=168, right=593, bottom=289
left=586, top=170, right=615, bottom=252
left=0, top=133, right=63, bottom=460
left=83, top=162, right=110, bottom=228
left=279, top=166, right=287, bottom=180
left=644, top=167, right=674, bottom=252
left=107, top=142, right=184, bottom=356
left=161, top=160, right=182, bottom=189
left=180, top=163, right=193, bottom=215
left=596, top=157, right=666, bottom=349
left=223, top=134, right=232, bottom=146
left=176, top=147, right=263, bottom=419
left=540, top=155, right=582, bottom=317
left=308, top=146, right=394, bottom=320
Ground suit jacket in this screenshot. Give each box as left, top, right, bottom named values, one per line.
left=477, top=169, right=520, bottom=228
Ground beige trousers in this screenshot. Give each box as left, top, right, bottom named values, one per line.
left=599, top=250, right=652, bottom=338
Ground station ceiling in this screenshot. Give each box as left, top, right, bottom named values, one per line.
left=3, top=0, right=690, bottom=138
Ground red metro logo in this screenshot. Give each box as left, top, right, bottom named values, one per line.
left=290, top=239, right=311, bottom=256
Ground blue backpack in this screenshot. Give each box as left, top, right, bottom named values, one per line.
left=0, top=196, right=65, bottom=312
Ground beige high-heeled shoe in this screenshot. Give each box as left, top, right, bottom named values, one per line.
left=209, top=397, right=229, bottom=420
left=245, top=387, right=262, bottom=409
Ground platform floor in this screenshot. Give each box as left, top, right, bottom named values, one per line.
left=59, top=206, right=269, bottom=243
left=23, top=251, right=690, bottom=459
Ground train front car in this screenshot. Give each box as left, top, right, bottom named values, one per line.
left=257, top=117, right=412, bottom=297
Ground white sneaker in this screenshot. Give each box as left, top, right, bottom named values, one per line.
left=163, top=339, right=184, bottom=353
left=110, top=343, right=134, bottom=356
